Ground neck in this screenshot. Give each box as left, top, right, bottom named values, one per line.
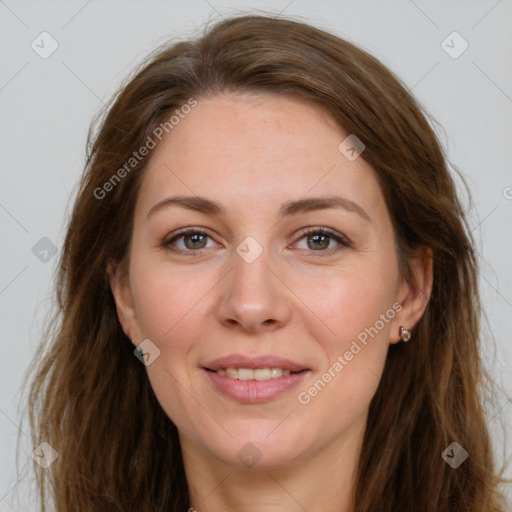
left=181, top=426, right=363, bottom=512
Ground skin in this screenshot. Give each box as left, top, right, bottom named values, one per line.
left=109, top=92, right=433, bottom=512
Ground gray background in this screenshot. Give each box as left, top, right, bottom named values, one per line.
left=1, top=0, right=511, bottom=509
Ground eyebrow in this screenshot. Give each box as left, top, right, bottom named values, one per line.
left=147, top=195, right=371, bottom=222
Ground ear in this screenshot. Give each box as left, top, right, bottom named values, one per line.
left=389, top=246, right=433, bottom=344
left=107, top=258, right=140, bottom=346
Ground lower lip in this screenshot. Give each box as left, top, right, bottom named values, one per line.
left=204, top=369, right=309, bottom=403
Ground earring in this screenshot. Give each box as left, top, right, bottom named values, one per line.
left=399, top=326, right=411, bottom=342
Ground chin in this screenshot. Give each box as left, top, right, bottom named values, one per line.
left=204, top=424, right=309, bottom=470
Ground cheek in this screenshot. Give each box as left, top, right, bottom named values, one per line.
left=130, top=258, right=211, bottom=342
left=129, top=260, right=212, bottom=432
left=293, top=262, right=397, bottom=417
left=293, top=258, right=398, bottom=346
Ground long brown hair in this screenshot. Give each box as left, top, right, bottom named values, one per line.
left=23, top=14, right=509, bottom=511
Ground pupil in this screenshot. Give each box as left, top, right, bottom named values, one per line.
left=309, top=234, right=328, bottom=250
left=186, top=233, right=206, bottom=249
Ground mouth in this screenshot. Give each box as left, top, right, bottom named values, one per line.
left=204, top=367, right=306, bottom=380
left=202, top=355, right=310, bottom=403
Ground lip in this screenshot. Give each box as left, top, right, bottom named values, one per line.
left=202, top=354, right=309, bottom=373
left=204, top=368, right=310, bottom=403
left=202, top=355, right=311, bottom=403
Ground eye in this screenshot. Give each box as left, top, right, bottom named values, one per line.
left=163, top=229, right=218, bottom=254
left=293, top=227, right=350, bottom=255
left=162, top=226, right=350, bottom=257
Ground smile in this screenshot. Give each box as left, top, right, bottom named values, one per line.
left=213, top=367, right=293, bottom=380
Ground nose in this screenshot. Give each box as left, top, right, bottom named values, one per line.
left=215, top=245, right=292, bottom=333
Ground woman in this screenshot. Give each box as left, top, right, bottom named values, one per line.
left=25, top=14, right=508, bottom=511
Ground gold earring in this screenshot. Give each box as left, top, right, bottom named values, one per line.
left=399, top=326, right=411, bottom=342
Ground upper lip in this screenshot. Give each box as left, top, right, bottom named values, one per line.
left=203, top=355, right=309, bottom=372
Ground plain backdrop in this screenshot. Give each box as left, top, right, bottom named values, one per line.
left=1, top=0, right=511, bottom=509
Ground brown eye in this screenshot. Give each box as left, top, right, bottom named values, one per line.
left=294, top=227, right=350, bottom=255
left=305, top=232, right=330, bottom=250
left=183, top=232, right=208, bottom=250
left=164, top=230, right=216, bottom=254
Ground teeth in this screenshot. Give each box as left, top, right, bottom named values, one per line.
left=254, top=368, right=271, bottom=380
left=216, top=367, right=293, bottom=380
left=225, top=368, right=238, bottom=379
left=238, top=368, right=254, bottom=381
left=270, top=368, right=284, bottom=378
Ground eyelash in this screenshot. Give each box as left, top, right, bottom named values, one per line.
left=162, top=226, right=351, bottom=257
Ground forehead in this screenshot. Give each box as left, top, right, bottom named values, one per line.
left=136, top=92, right=385, bottom=219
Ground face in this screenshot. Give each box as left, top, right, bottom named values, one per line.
left=111, top=92, right=430, bottom=471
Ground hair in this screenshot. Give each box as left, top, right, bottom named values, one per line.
left=23, top=13, right=509, bottom=512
